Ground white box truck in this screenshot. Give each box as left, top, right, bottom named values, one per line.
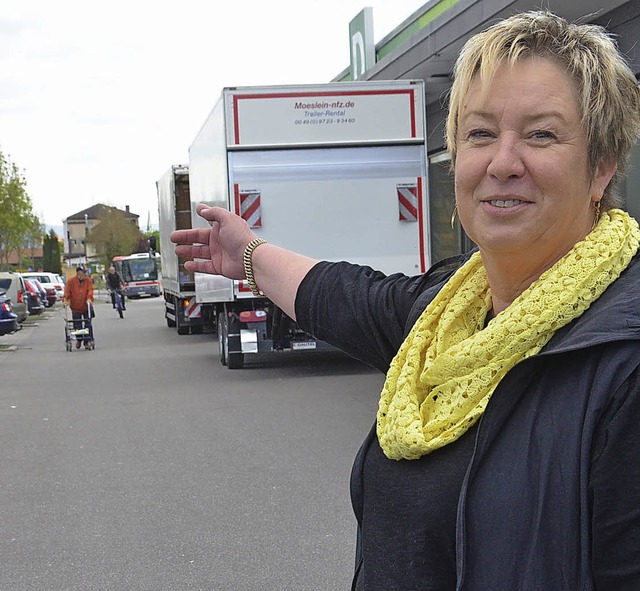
left=189, top=80, right=430, bottom=368
left=157, top=164, right=209, bottom=335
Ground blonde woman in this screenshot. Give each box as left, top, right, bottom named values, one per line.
left=172, top=11, right=640, bottom=590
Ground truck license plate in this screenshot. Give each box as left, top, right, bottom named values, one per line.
left=293, top=341, right=316, bottom=350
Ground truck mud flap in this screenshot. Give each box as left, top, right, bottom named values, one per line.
left=165, top=297, right=177, bottom=328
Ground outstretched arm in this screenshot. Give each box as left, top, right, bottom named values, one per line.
left=170, top=204, right=318, bottom=320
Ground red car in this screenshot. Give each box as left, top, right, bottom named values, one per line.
left=22, top=279, right=46, bottom=315
left=27, top=277, right=57, bottom=307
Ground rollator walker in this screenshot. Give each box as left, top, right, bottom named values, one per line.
left=64, top=300, right=95, bottom=351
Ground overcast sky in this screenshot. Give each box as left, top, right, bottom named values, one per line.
left=0, top=0, right=428, bottom=232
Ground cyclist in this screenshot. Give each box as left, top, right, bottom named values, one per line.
left=106, top=265, right=126, bottom=311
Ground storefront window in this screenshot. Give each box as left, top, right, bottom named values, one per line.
left=621, top=141, right=640, bottom=222
left=428, top=153, right=475, bottom=263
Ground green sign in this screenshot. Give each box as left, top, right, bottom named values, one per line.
left=349, top=7, right=374, bottom=81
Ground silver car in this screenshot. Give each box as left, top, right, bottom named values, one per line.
left=0, top=272, right=30, bottom=323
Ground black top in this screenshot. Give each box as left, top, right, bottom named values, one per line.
left=106, top=272, right=123, bottom=289
left=361, top=424, right=478, bottom=591
left=295, top=256, right=640, bottom=590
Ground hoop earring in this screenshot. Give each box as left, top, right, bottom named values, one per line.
left=591, top=199, right=601, bottom=231
left=450, top=203, right=458, bottom=229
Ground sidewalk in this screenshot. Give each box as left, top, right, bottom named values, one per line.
left=0, top=306, right=58, bottom=359
left=0, top=299, right=109, bottom=361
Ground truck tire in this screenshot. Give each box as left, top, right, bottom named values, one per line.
left=218, top=312, right=244, bottom=369
left=218, top=313, right=227, bottom=366
left=227, top=351, right=244, bottom=369
left=221, top=313, right=244, bottom=369
left=176, top=312, right=189, bottom=335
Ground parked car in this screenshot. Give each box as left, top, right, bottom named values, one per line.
left=24, top=276, right=56, bottom=307
left=0, top=272, right=29, bottom=323
left=24, top=277, right=48, bottom=307
left=0, top=291, right=18, bottom=335
left=21, top=272, right=64, bottom=300
left=22, top=279, right=45, bottom=315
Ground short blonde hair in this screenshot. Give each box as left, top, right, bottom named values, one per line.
left=446, top=10, right=640, bottom=208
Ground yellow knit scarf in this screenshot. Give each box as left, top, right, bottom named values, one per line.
left=377, top=209, right=640, bottom=460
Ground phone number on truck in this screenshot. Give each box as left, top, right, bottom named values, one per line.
left=294, top=118, right=356, bottom=125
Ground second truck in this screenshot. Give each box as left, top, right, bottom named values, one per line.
left=157, top=164, right=210, bottom=335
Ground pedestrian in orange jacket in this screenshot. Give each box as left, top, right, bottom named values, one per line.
left=63, top=266, right=94, bottom=349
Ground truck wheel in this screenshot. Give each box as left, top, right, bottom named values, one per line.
left=225, top=314, right=244, bottom=369
left=227, top=352, right=244, bottom=369
left=217, top=313, right=227, bottom=366
left=176, top=313, right=189, bottom=335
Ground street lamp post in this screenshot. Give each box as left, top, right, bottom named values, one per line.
left=84, top=213, right=88, bottom=265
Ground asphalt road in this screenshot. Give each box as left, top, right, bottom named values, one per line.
left=0, top=296, right=384, bottom=591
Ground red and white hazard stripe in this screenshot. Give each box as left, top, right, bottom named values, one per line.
left=239, top=190, right=262, bottom=227
left=398, top=184, right=418, bottom=222
left=186, top=299, right=202, bottom=320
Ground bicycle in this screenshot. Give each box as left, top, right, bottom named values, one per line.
left=109, top=288, right=126, bottom=319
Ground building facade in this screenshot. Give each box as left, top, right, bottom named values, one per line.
left=63, top=204, right=139, bottom=266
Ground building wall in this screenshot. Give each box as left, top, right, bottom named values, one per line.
left=593, top=2, right=640, bottom=219
left=66, top=219, right=98, bottom=257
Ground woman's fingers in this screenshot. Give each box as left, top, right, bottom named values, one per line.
left=169, top=205, right=249, bottom=278
left=184, top=259, right=218, bottom=274
left=170, top=227, right=210, bottom=246
left=196, top=203, right=221, bottom=219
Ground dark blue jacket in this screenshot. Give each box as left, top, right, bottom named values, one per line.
left=296, top=252, right=640, bottom=591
